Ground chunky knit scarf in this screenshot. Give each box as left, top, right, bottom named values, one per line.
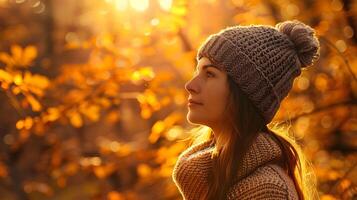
left=172, top=131, right=299, bottom=200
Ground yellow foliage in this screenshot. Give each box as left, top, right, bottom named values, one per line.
left=163, top=112, right=183, bottom=126
left=25, top=93, right=42, bottom=111
left=105, top=110, right=120, bottom=123
left=23, top=72, right=50, bottom=96
left=147, top=94, right=160, bottom=109
left=33, top=121, right=45, bottom=136
left=137, top=89, right=161, bottom=114
left=165, top=126, right=184, bottom=141
left=0, top=162, right=8, bottom=178
left=140, top=107, right=152, bottom=119
left=24, top=117, right=33, bottom=130
left=66, top=110, right=83, bottom=128
left=0, top=67, right=48, bottom=107
left=0, top=69, right=12, bottom=83
left=314, top=73, right=329, bottom=92
left=23, top=181, right=53, bottom=196
left=160, top=96, right=171, bottom=106
left=97, top=98, right=111, bottom=108
left=16, top=119, right=24, bottom=129
left=11, top=45, right=22, bottom=62
left=0, top=82, right=9, bottom=89
left=103, top=81, right=119, bottom=97
left=150, top=71, right=174, bottom=90
left=156, top=142, right=187, bottom=164
left=16, top=117, right=33, bottom=130
left=0, top=45, right=37, bottom=67
left=0, top=52, right=12, bottom=65
left=64, top=162, right=79, bottom=176
left=137, top=163, right=152, bottom=178
left=79, top=103, right=100, bottom=122
left=338, top=179, right=351, bottom=191
left=149, top=120, right=166, bottom=143
left=19, top=129, right=30, bottom=142
left=174, top=90, right=186, bottom=105
left=57, top=177, right=67, bottom=188
left=23, top=46, right=37, bottom=65
left=44, top=107, right=61, bottom=122
left=148, top=113, right=183, bottom=143
left=93, top=163, right=116, bottom=179
left=320, top=195, right=337, bottom=200
left=107, top=191, right=125, bottom=200
left=11, top=86, right=21, bottom=94
left=158, top=165, right=173, bottom=177
left=171, top=5, right=187, bottom=16
left=116, top=144, right=132, bottom=157
left=130, top=66, right=155, bottom=84
left=13, top=73, right=22, bottom=85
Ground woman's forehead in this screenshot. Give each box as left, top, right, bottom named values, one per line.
left=196, top=57, right=220, bottom=70
left=198, top=57, right=212, bottom=65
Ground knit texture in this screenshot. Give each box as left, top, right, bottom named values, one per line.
left=172, top=131, right=299, bottom=200
left=196, top=20, right=320, bottom=124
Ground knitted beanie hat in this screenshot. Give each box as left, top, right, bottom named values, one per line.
left=196, top=20, right=320, bottom=124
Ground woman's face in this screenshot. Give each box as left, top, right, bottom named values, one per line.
left=185, top=57, right=230, bottom=129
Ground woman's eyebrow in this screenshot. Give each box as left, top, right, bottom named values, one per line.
left=196, top=64, right=217, bottom=72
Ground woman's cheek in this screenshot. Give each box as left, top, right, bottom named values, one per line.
left=204, top=101, right=219, bottom=121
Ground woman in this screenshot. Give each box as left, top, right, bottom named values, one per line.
left=172, top=20, right=320, bottom=200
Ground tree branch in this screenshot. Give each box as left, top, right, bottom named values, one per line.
left=319, top=36, right=357, bottom=82
left=280, top=98, right=357, bottom=125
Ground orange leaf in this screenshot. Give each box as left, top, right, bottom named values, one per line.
left=140, top=106, right=152, bottom=119
left=0, top=162, right=8, bottom=178
left=0, top=69, right=13, bottom=83
left=80, top=104, right=100, bottom=121
left=44, top=107, right=60, bottom=122
left=23, top=46, right=37, bottom=65
left=107, top=191, right=124, bottom=200
left=0, top=52, right=13, bottom=65
left=149, top=120, right=166, bottom=143
left=24, top=72, right=50, bottom=89
left=16, top=120, right=24, bottom=130
left=13, top=73, right=23, bottom=85
left=24, top=117, right=33, bottom=130
left=137, top=164, right=152, bottom=178
left=67, top=110, right=83, bottom=128
left=26, top=94, right=42, bottom=111
left=11, top=45, right=22, bottom=62
left=320, top=195, right=337, bottom=200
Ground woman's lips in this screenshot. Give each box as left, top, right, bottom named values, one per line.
left=188, top=102, right=202, bottom=107
left=188, top=99, right=203, bottom=107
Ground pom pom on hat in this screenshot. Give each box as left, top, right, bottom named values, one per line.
left=275, top=20, right=320, bottom=68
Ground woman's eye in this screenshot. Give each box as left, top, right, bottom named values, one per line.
left=206, top=71, right=214, bottom=77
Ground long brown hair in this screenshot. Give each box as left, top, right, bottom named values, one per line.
left=187, top=76, right=318, bottom=200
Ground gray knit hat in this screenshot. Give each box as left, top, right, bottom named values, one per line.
left=196, top=20, right=320, bottom=124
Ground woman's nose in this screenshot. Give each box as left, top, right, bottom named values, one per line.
left=185, top=77, right=199, bottom=94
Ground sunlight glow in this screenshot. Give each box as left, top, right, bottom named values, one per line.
left=15, top=0, right=26, bottom=3
left=129, top=0, right=149, bottom=12
left=150, top=18, right=160, bottom=26
left=115, top=0, right=128, bottom=11
left=32, top=1, right=40, bottom=7
left=158, top=0, right=172, bottom=11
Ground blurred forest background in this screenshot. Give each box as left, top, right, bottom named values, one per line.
left=0, top=0, right=356, bottom=199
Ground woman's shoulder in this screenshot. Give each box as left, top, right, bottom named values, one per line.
left=176, top=139, right=214, bottom=160
left=226, top=164, right=299, bottom=200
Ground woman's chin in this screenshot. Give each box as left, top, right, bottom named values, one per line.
left=186, top=113, right=204, bottom=125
